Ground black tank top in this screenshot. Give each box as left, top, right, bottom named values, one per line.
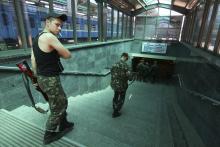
left=32, top=32, right=64, bottom=76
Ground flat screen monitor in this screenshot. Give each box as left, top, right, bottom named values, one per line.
left=142, top=42, right=167, bottom=54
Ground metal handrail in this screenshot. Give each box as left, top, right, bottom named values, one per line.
left=177, top=74, right=220, bottom=106
left=0, top=66, right=110, bottom=76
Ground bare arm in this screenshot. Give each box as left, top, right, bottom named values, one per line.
left=31, top=49, right=37, bottom=75
left=49, top=34, right=71, bottom=59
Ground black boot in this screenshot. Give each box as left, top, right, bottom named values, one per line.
left=112, top=110, right=121, bottom=118
left=59, top=117, right=74, bottom=132
left=43, top=117, right=74, bottom=145
left=43, top=131, right=62, bottom=145
left=43, top=123, right=74, bottom=145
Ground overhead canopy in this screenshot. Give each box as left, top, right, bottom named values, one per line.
left=107, top=0, right=202, bottom=16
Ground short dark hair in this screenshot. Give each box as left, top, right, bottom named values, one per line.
left=121, top=52, right=129, bottom=58
left=46, top=12, right=67, bottom=22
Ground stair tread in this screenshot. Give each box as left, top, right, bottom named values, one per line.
left=0, top=109, right=86, bottom=147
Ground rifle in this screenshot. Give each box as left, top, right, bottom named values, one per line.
left=16, top=60, right=48, bottom=114
left=128, top=72, right=138, bottom=86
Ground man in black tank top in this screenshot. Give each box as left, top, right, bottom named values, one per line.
left=31, top=12, right=73, bottom=145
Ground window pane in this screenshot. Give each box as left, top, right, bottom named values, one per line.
left=0, top=1, right=19, bottom=50
left=209, top=5, right=220, bottom=52
left=136, top=7, right=182, bottom=40
left=107, top=6, right=112, bottom=39
left=127, top=16, right=130, bottom=38
left=201, top=4, right=213, bottom=47
left=77, top=0, right=88, bottom=43
left=89, top=0, right=98, bottom=41
left=123, top=15, right=127, bottom=38
left=118, top=12, right=122, bottom=38
left=192, top=4, right=205, bottom=46
left=113, top=10, right=117, bottom=38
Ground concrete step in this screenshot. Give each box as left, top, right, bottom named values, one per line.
left=0, top=109, right=86, bottom=147
left=163, top=86, right=206, bottom=147
left=9, top=81, right=203, bottom=147
left=172, top=98, right=206, bottom=147
left=10, top=82, right=162, bottom=147
left=66, top=83, right=160, bottom=147
left=157, top=96, right=174, bottom=147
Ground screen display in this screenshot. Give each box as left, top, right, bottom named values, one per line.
left=142, top=42, right=167, bottom=54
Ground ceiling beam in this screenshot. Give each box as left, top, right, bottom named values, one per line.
left=123, top=0, right=136, bottom=9
left=132, top=3, right=189, bottom=16
left=185, top=0, right=191, bottom=8
left=107, top=0, right=132, bottom=16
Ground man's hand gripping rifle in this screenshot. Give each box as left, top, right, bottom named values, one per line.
left=128, top=71, right=138, bottom=86
left=16, top=60, right=48, bottom=113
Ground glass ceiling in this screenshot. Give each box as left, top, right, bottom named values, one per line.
left=138, top=0, right=182, bottom=16
left=138, top=8, right=183, bottom=16
left=143, top=0, right=171, bottom=5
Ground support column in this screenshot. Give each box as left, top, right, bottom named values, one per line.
left=71, top=0, right=77, bottom=44
left=204, top=0, right=219, bottom=49
left=213, top=25, right=220, bottom=54
left=189, top=9, right=197, bottom=44
left=190, top=8, right=198, bottom=44
left=121, top=13, right=124, bottom=39
left=181, top=16, right=188, bottom=42
left=125, top=15, right=128, bottom=38
left=97, top=0, right=103, bottom=41
left=129, top=16, right=133, bottom=38
left=185, top=15, right=191, bottom=43
left=185, top=14, right=192, bottom=43
left=13, top=0, right=28, bottom=49
left=143, top=16, right=146, bottom=40
left=87, top=0, right=91, bottom=42
left=49, top=0, right=54, bottom=13
left=103, top=2, right=107, bottom=41
left=196, top=0, right=211, bottom=48
left=116, top=10, right=119, bottom=38
left=111, top=8, right=114, bottom=39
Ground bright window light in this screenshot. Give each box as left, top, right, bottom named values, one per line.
left=143, top=0, right=171, bottom=5
left=159, top=0, right=171, bottom=5
left=159, top=8, right=170, bottom=16
left=171, top=10, right=182, bottom=16
left=25, top=1, right=35, bottom=5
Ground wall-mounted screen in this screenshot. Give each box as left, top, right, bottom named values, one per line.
left=142, top=42, right=167, bottom=54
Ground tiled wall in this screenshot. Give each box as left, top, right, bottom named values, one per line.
left=0, top=41, right=134, bottom=110
left=175, top=44, right=220, bottom=147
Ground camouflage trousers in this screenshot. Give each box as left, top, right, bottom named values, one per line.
left=37, top=75, right=67, bottom=132
left=113, top=90, right=126, bottom=112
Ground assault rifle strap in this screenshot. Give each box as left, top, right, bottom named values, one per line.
left=16, top=60, right=48, bottom=114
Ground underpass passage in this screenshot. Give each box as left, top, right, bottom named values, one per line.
left=131, top=54, right=175, bottom=82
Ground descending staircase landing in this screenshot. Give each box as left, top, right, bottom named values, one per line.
left=1, top=82, right=206, bottom=147
left=0, top=109, right=85, bottom=147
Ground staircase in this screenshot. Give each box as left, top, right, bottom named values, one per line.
left=1, top=81, right=206, bottom=147
left=0, top=109, right=84, bottom=147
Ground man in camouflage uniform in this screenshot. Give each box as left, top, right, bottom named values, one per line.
left=111, top=53, right=130, bottom=118
left=31, top=12, right=73, bottom=144
left=137, top=59, right=151, bottom=82
left=136, top=59, right=145, bottom=81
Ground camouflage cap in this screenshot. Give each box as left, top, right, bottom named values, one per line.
left=121, top=52, right=129, bottom=58
left=46, top=12, right=67, bottom=21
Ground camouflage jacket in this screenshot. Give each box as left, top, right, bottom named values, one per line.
left=110, top=59, right=129, bottom=91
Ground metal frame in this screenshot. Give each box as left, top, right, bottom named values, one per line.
left=13, top=0, right=28, bottom=49
left=204, top=0, right=219, bottom=50
left=111, top=8, right=114, bottom=39
left=196, top=0, right=211, bottom=48
left=87, top=0, right=91, bottom=42
left=71, top=0, right=77, bottom=44
left=214, top=25, right=220, bottom=54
